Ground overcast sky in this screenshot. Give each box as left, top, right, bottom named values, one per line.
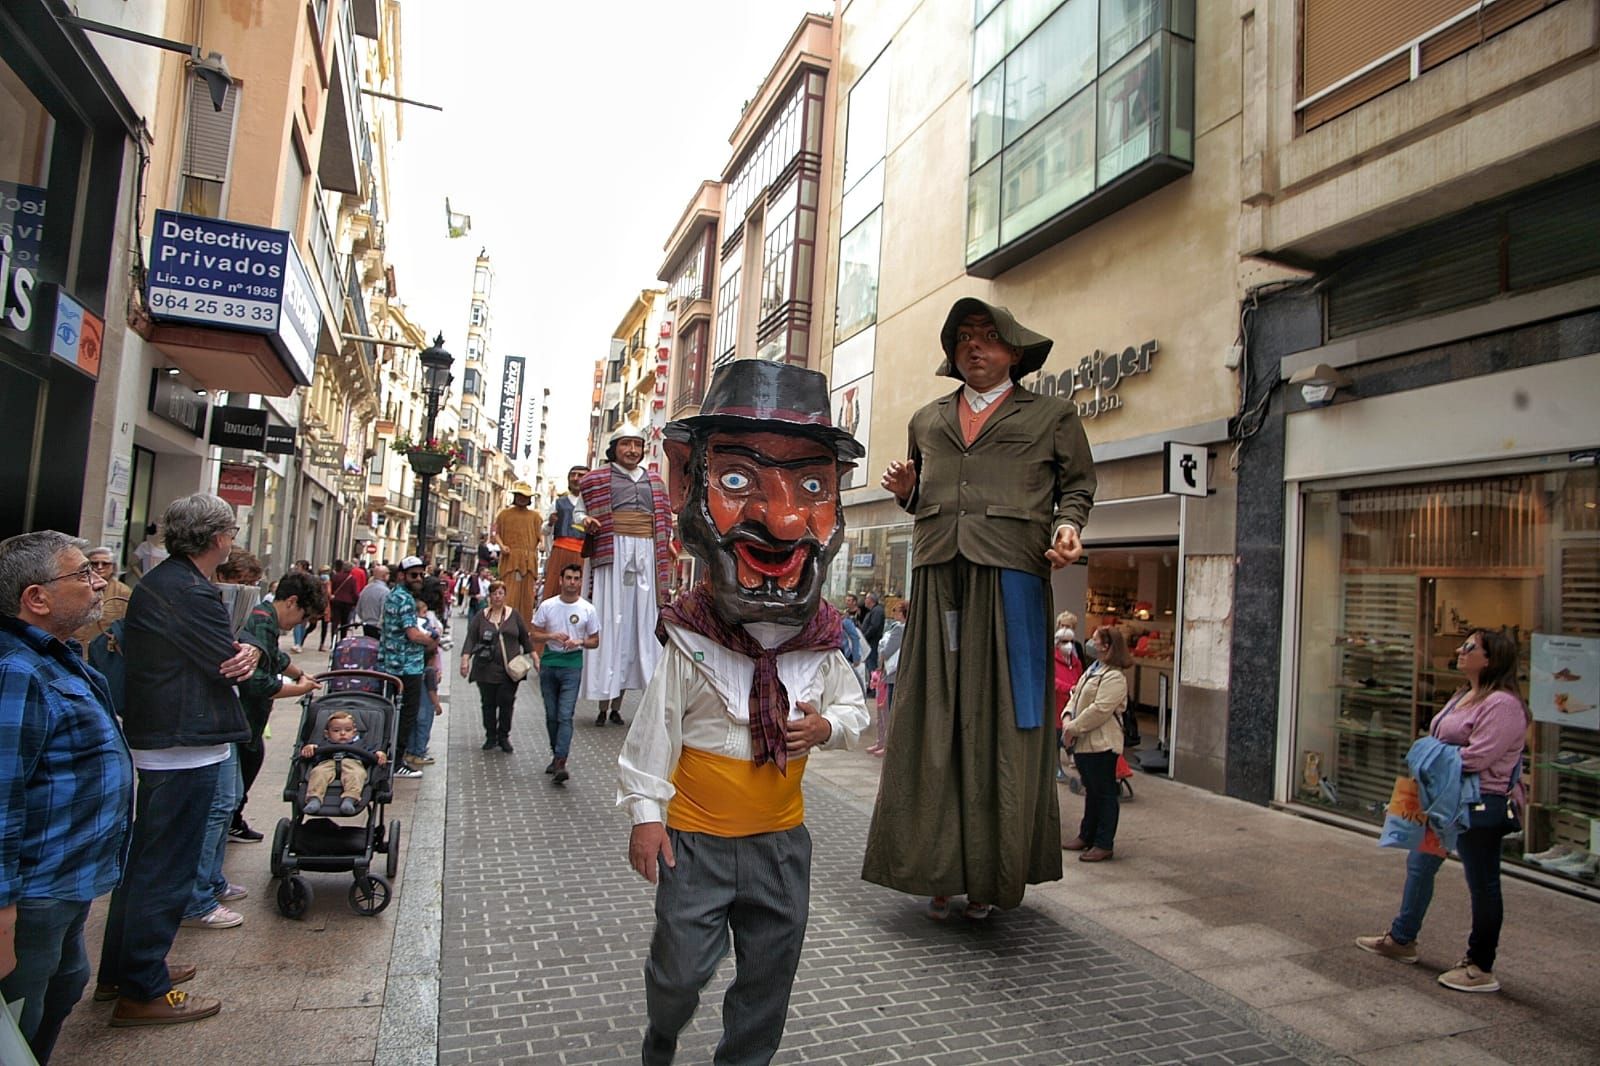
left=385, top=0, right=834, bottom=482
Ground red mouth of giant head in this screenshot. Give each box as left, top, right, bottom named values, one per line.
left=732, top=541, right=810, bottom=591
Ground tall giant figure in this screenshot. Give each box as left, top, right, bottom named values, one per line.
left=619, top=361, right=868, bottom=1065
left=579, top=423, right=675, bottom=726
left=862, top=297, right=1096, bottom=918
left=492, top=481, right=543, bottom=622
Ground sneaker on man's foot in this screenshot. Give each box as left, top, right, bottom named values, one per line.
left=553, top=760, right=569, bottom=786
left=180, top=905, right=242, bottom=930
left=215, top=882, right=248, bottom=903
left=544, top=759, right=558, bottom=774
left=608, top=710, right=625, bottom=725
left=594, top=711, right=607, bottom=727
left=415, top=753, right=436, bottom=765
left=393, top=764, right=422, bottom=779
left=1355, top=932, right=1419, bottom=964
left=227, top=819, right=263, bottom=843
left=1438, top=960, right=1500, bottom=992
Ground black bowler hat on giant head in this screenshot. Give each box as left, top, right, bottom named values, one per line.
left=665, top=361, right=864, bottom=461
left=937, top=297, right=1054, bottom=382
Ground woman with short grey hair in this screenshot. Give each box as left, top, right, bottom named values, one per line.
left=160, top=494, right=238, bottom=559
left=0, top=530, right=88, bottom=617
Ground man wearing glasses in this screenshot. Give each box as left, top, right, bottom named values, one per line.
left=0, top=531, right=132, bottom=1062
left=94, top=494, right=268, bottom=1027
left=71, top=546, right=132, bottom=650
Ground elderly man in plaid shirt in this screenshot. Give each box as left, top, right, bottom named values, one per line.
left=0, top=531, right=134, bottom=1062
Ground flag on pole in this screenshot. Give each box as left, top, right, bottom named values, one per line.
left=445, top=198, right=471, bottom=238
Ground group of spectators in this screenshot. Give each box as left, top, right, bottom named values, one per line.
left=0, top=494, right=456, bottom=1060
left=838, top=592, right=906, bottom=759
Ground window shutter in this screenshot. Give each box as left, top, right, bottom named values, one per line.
left=181, top=75, right=238, bottom=182
left=1302, top=0, right=1554, bottom=129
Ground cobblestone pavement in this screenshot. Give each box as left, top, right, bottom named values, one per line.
left=439, top=691, right=1333, bottom=1065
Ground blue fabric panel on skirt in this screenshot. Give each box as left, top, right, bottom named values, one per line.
left=1000, top=568, right=1046, bottom=729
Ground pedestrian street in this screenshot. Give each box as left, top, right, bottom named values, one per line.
left=437, top=689, right=1323, bottom=1066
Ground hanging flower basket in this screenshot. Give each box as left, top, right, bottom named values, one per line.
left=392, top=434, right=463, bottom=477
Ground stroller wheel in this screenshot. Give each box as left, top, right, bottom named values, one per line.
left=277, top=875, right=313, bottom=919
left=270, top=818, right=292, bottom=879
left=349, top=873, right=391, bottom=916
left=385, top=819, right=402, bottom=880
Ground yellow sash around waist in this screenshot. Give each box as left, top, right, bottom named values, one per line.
left=668, top=746, right=806, bottom=837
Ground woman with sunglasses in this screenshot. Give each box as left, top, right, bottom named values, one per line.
left=1357, top=629, right=1529, bottom=993
left=1060, top=625, right=1133, bottom=862
left=71, top=546, right=132, bottom=649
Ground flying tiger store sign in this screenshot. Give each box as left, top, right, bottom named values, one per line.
left=1027, top=339, right=1158, bottom=420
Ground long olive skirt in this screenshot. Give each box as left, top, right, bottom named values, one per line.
left=861, top=557, right=1061, bottom=909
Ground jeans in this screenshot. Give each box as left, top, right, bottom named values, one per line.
left=185, top=745, right=241, bottom=918
left=478, top=679, right=517, bottom=741
left=540, top=666, right=582, bottom=758
left=97, top=762, right=220, bottom=1001
left=1072, top=749, right=1120, bottom=850
left=0, top=898, right=92, bottom=1063
left=292, top=622, right=307, bottom=648
left=1389, top=824, right=1507, bottom=970
left=397, top=673, right=422, bottom=764
left=411, top=667, right=439, bottom=756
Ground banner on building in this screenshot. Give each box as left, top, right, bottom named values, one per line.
left=209, top=405, right=267, bottom=450
left=339, top=473, right=367, bottom=495
left=264, top=422, right=296, bottom=455
left=498, top=355, right=524, bottom=458
left=217, top=462, right=256, bottom=507
left=309, top=440, right=341, bottom=467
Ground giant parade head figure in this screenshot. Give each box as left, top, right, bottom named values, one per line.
left=665, top=361, right=863, bottom=626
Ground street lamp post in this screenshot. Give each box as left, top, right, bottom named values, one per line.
left=410, top=334, right=454, bottom=564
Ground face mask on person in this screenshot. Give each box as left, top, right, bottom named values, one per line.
left=1085, top=641, right=1104, bottom=660
left=1060, top=627, right=1075, bottom=643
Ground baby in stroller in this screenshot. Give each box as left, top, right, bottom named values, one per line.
left=300, top=710, right=387, bottom=816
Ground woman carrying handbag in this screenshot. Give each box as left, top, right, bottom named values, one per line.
left=1061, top=626, right=1133, bottom=862
left=1356, top=628, right=1528, bottom=993
left=459, top=580, right=533, bottom=753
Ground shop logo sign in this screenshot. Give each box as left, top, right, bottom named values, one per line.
left=1029, top=340, right=1158, bottom=420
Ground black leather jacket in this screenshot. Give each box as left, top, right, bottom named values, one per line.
left=122, top=555, right=269, bottom=749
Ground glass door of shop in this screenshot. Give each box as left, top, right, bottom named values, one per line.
left=1292, top=463, right=1600, bottom=889
left=1077, top=544, right=1180, bottom=769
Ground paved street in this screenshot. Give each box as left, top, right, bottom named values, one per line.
left=47, top=639, right=1600, bottom=1064
left=437, top=689, right=1324, bottom=1066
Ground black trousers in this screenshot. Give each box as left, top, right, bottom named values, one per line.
left=397, top=673, right=422, bottom=763
left=478, top=679, right=517, bottom=740
left=1072, top=749, right=1120, bottom=851
left=235, top=697, right=272, bottom=817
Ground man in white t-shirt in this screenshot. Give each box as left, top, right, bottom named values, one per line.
left=529, top=563, right=599, bottom=785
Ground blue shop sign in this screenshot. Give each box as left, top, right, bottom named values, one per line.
left=146, top=210, right=320, bottom=385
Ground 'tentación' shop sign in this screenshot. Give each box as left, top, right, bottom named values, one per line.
left=1028, top=340, right=1158, bottom=419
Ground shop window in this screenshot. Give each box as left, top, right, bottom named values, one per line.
left=179, top=73, right=238, bottom=219
left=965, top=0, right=1194, bottom=278
left=1292, top=464, right=1600, bottom=886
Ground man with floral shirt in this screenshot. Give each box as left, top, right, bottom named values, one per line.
left=378, top=557, right=437, bottom=776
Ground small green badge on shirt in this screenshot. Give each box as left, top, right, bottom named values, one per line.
left=693, top=651, right=704, bottom=662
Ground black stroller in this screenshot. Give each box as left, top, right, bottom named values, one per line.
left=270, top=669, right=403, bottom=918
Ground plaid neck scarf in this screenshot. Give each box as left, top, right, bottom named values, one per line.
left=658, top=584, right=844, bottom=773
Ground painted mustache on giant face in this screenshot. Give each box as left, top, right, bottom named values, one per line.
left=720, top=521, right=825, bottom=599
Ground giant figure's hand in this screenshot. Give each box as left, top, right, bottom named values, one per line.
left=880, top=460, right=915, bottom=502
left=629, top=822, right=676, bottom=884
left=785, top=701, right=833, bottom=754
left=1045, top=525, right=1083, bottom=568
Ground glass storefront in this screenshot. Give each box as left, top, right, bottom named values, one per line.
left=1293, top=461, right=1600, bottom=887
left=1085, top=547, right=1176, bottom=712
left=828, top=522, right=913, bottom=604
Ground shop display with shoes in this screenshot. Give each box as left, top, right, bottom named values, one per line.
left=1290, top=467, right=1600, bottom=887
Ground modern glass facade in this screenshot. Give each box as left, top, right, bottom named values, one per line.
left=966, top=0, right=1195, bottom=276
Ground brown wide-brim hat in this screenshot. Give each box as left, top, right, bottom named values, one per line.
left=937, top=297, right=1053, bottom=382
left=666, top=360, right=864, bottom=461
